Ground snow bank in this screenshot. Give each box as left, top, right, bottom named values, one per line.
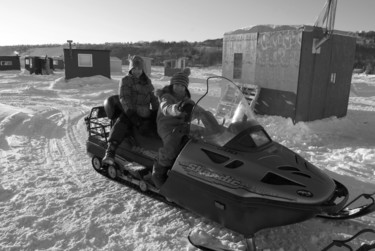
left=51, top=75, right=118, bottom=89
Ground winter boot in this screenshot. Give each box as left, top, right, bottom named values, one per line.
left=152, top=162, right=170, bottom=189
left=102, top=141, right=119, bottom=165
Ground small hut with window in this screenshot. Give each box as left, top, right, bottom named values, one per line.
left=64, top=48, right=110, bottom=80
left=222, top=25, right=356, bottom=122
left=25, top=56, right=53, bottom=75
left=0, top=56, right=21, bottom=71
left=222, top=0, right=357, bottom=122
left=163, top=57, right=188, bottom=76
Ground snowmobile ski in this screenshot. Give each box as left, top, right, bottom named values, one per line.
left=317, top=192, right=375, bottom=220
left=321, top=228, right=375, bottom=251
left=188, top=228, right=249, bottom=251
left=189, top=228, right=375, bottom=251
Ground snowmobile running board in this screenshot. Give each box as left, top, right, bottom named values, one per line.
left=188, top=228, right=375, bottom=251
left=317, top=192, right=375, bottom=220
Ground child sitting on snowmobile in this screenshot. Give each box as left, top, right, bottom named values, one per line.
left=152, top=71, right=195, bottom=188
left=103, top=55, right=159, bottom=165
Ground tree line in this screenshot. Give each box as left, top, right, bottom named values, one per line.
left=1, top=39, right=223, bottom=67
left=2, top=31, right=374, bottom=72
left=79, top=40, right=223, bottom=67
left=353, top=31, right=375, bottom=73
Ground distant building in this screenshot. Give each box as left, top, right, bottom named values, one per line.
left=24, top=56, right=53, bottom=75
left=222, top=25, right=356, bottom=122
left=0, top=56, right=21, bottom=71
left=64, top=48, right=110, bottom=80
left=163, top=57, right=188, bottom=76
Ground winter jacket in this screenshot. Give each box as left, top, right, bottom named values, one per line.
left=119, top=72, right=159, bottom=118
left=156, top=85, right=191, bottom=139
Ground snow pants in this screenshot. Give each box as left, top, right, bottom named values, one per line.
left=108, top=111, right=158, bottom=144
left=157, top=127, right=185, bottom=167
left=108, top=113, right=132, bottom=144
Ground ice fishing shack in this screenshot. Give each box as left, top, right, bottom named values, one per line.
left=63, top=48, right=110, bottom=80
left=25, top=56, right=54, bottom=74
left=222, top=24, right=356, bottom=123
left=0, top=56, right=21, bottom=71
left=222, top=0, right=357, bottom=122
left=163, top=57, right=188, bottom=76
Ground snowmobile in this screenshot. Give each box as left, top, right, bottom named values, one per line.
left=84, top=76, right=375, bottom=251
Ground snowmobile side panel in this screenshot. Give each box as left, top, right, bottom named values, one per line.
left=161, top=169, right=317, bottom=237
left=160, top=139, right=349, bottom=237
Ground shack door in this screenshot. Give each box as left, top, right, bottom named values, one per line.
left=323, top=35, right=355, bottom=118
left=307, top=38, right=333, bottom=121
left=233, top=53, right=243, bottom=80
left=299, top=32, right=355, bottom=122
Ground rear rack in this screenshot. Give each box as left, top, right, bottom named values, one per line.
left=84, top=106, right=111, bottom=142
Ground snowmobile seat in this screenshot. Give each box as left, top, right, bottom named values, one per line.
left=104, top=95, right=124, bottom=122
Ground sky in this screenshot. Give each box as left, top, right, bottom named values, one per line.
left=1, top=0, right=374, bottom=46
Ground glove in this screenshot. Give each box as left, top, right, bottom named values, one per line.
left=177, top=99, right=195, bottom=114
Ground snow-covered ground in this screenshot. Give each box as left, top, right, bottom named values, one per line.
left=0, top=67, right=374, bottom=251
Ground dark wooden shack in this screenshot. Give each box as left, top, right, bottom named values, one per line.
left=25, top=56, right=54, bottom=74
left=222, top=25, right=356, bottom=122
left=64, top=48, right=110, bottom=80
left=0, top=56, right=21, bottom=71
left=163, top=57, right=188, bottom=76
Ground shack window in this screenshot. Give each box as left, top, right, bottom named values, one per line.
left=78, top=54, right=93, bottom=67
left=0, top=61, right=12, bottom=66
left=25, top=59, right=30, bottom=65
left=233, top=53, right=243, bottom=79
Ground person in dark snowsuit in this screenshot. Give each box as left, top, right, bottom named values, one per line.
left=103, top=55, right=159, bottom=165
left=152, top=72, right=195, bottom=188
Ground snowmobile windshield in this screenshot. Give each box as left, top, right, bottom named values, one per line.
left=189, top=76, right=267, bottom=148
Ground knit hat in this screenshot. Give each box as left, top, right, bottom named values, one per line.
left=128, top=55, right=144, bottom=70
left=170, top=72, right=189, bottom=88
